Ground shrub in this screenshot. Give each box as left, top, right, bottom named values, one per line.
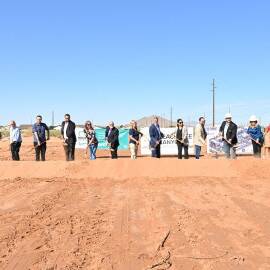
left=0, top=128, right=10, bottom=138
left=49, top=129, right=62, bottom=138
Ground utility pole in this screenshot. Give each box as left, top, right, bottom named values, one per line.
left=170, top=106, right=173, bottom=127
left=163, top=113, right=165, bottom=128
left=212, top=79, right=216, bottom=128
left=52, top=110, right=55, bottom=127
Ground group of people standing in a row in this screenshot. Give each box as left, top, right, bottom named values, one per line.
left=192, top=113, right=269, bottom=159
left=147, top=113, right=270, bottom=160
left=7, top=114, right=129, bottom=161
left=5, top=113, right=270, bottom=161
left=8, top=116, right=50, bottom=161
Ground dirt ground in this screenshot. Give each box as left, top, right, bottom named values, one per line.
left=0, top=137, right=270, bottom=270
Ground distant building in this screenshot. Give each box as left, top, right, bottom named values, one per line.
left=123, top=115, right=176, bottom=129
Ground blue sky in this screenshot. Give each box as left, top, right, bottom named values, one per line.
left=0, top=0, right=269, bottom=126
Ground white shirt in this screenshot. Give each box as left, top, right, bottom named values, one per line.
left=224, top=123, right=229, bottom=138
left=64, top=122, right=69, bottom=140
left=10, top=127, right=22, bottom=143
left=155, top=124, right=161, bottom=138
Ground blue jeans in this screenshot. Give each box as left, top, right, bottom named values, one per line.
left=89, top=144, right=98, bottom=160
left=223, top=141, right=236, bottom=159
left=195, top=145, right=201, bottom=159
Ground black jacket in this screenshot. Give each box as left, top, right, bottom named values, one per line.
left=61, top=121, right=77, bottom=142
left=219, top=121, right=238, bottom=145
left=105, top=126, right=119, bottom=149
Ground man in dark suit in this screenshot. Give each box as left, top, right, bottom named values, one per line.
left=219, top=113, right=238, bottom=159
left=61, top=114, right=77, bottom=161
left=149, top=116, right=164, bottom=158
left=105, top=121, right=119, bottom=159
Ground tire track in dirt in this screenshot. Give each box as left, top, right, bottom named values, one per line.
left=0, top=179, right=72, bottom=269
left=1, top=175, right=270, bottom=269
left=161, top=177, right=270, bottom=270
left=99, top=179, right=185, bottom=270
left=0, top=178, right=116, bottom=270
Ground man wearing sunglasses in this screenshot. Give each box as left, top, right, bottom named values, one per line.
left=61, top=114, right=77, bottom=161
left=176, top=119, right=189, bottom=159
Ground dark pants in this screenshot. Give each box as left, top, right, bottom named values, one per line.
left=10, top=142, right=21, bottom=161
left=177, top=143, right=189, bottom=159
left=64, top=140, right=76, bottom=161
left=252, top=141, right=262, bottom=158
left=34, top=142, right=46, bottom=161
left=151, top=143, right=161, bottom=158
left=111, top=147, right=118, bottom=159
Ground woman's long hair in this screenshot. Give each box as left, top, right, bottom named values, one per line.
left=130, top=120, right=137, bottom=130
left=177, top=119, right=184, bottom=128
left=85, top=121, right=94, bottom=131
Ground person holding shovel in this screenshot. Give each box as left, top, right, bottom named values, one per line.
left=176, top=118, right=189, bottom=159
left=9, top=120, right=22, bottom=161
left=194, top=117, right=207, bottom=159
left=129, top=120, right=143, bottom=160
left=32, top=115, right=50, bottom=161
left=149, top=116, right=164, bottom=158
left=247, top=115, right=264, bottom=158
left=84, top=121, right=98, bottom=160
left=105, top=121, right=119, bottom=159
left=219, top=113, right=238, bottom=159
left=61, top=114, right=76, bottom=161
left=263, top=124, right=270, bottom=159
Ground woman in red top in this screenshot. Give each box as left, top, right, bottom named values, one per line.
left=263, top=124, right=270, bottom=159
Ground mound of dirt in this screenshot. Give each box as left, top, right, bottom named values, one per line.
left=0, top=137, right=270, bottom=269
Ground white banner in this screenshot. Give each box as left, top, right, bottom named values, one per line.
left=140, top=127, right=195, bottom=156
left=207, top=127, right=253, bottom=155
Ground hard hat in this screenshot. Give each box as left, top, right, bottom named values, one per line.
left=249, top=115, right=257, bottom=122
left=225, top=113, right=232, bottom=119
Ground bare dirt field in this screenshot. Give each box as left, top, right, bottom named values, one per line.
left=0, top=137, right=270, bottom=269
